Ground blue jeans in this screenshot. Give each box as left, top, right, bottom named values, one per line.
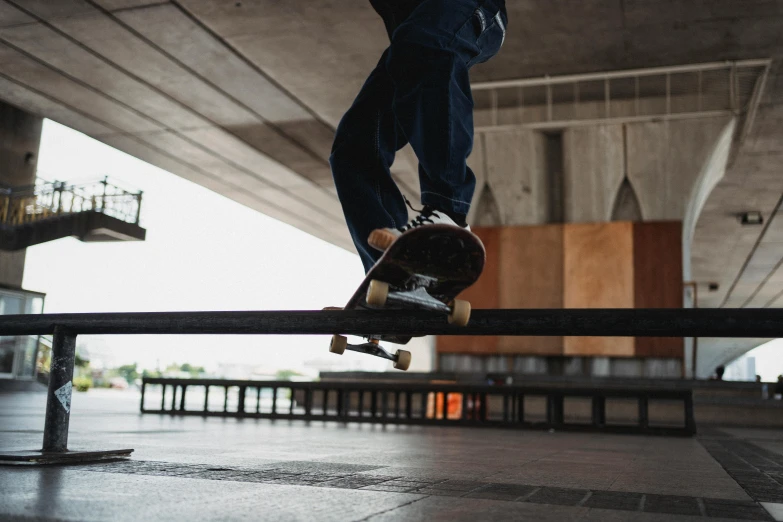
left=330, top=0, right=507, bottom=272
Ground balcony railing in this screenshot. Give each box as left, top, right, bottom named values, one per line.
left=0, top=177, right=142, bottom=227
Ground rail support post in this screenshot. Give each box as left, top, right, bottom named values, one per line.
left=0, top=327, right=134, bottom=465
left=42, top=327, right=77, bottom=452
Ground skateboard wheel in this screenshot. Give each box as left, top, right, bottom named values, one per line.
left=393, top=349, right=411, bottom=371
left=448, top=299, right=471, bottom=326
left=329, top=334, right=347, bottom=355
left=366, top=280, right=389, bottom=307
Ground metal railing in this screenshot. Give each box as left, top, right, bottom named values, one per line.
left=0, top=177, right=142, bottom=227
left=2, top=308, right=783, bottom=337
left=471, top=59, right=771, bottom=130
left=141, top=377, right=695, bottom=436
left=1, top=307, right=782, bottom=464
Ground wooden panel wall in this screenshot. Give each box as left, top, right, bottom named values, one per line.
left=497, top=226, right=563, bottom=355
left=436, top=221, right=683, bottom=360
left=633, top=222, right=684, bottom=357
left=563, top=223, right=635, bottom=356
left=437, top=228, right=500, bottom=354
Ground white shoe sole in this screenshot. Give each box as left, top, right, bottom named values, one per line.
left=368, top=224, right=472, bottom=252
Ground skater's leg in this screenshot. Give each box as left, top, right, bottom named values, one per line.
left=330, top=50, right=409, bottom=272
left=385, top=0, right=507, bottom=222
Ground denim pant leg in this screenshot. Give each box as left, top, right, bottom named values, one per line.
left=386, top=0, right=507, bottom=216
left=330, top=51, right=409, bottom=272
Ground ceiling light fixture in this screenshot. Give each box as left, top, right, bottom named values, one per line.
left=738, top=211, right=763, bottom=226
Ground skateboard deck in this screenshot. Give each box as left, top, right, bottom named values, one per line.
left=328, top=224, right=485, bottom=370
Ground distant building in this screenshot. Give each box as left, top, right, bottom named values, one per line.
left=724, top=356, right=757, bottom=381
left=0, top=284, right=45, bottom=383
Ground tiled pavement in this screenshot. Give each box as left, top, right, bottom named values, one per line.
left=1, top=390, right=782, bottom=521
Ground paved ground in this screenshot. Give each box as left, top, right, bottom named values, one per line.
left=1, top=390, right=782, bottom=521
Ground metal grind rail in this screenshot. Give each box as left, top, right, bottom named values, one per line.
left=2, top=308, right=783, bottom=337
left=1, top=307, right=781, bottom=465
left=140, top=377, right=696, bottom=437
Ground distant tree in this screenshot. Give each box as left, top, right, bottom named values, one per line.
left=74, top=352, right=90, bottom=369
left=74, top=344, right=90, bottom=369
left=276, top=369, right=304, bottom=381
left=73, top=376, right=92, bottom=392
left=179, top=363, right=205, bottom=377
left=116, top=363, right=139, bottom=385
left=72, top=348, right=91, bottom=381
left=144, top=363, right=204, bottom=378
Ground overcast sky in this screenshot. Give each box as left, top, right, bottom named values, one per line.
left=22, top=120, right=396, bottom=375
left=20, top=120, right=783, bottom=381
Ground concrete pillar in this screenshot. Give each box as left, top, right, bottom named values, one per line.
left=0, top=102, right=43, bottom=288
left=468, top=129, right=548, bottom=226
left=563, top=125, right=624, bottom=223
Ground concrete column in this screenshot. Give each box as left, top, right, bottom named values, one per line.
left=0, top=101, right=43, bottom=288
left=625, top=117, right=732, bottom=222
left=563, top=125, right=624, bottom=222
left=468, top=129, right=548, bottom=226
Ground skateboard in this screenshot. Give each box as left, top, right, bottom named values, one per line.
left=327, top=225, right=485, bottom=371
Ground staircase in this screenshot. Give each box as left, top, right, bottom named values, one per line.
left=0, top=177, right=146, bottom=250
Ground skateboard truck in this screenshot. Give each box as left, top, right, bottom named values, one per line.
left=329, top=335, right=412, bottom=371
left=323, top=306, right=411, bottom=370
left=325, top=277, right=472, bottom=372
left=367, top=279, right=471, bottom=326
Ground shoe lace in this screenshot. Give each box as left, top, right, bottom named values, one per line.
left=397, top=197, right=441, bottom=232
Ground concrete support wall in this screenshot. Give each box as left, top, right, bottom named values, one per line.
left=559, top=118, right=731, bottom=225
left=468, top=129, right=548, bottom=226
left=625, top=117, right=732, bottom=221
left=459, top=117, right=733, bottom=378
left=471, top=116, right=730, bottom=230
left=0, top=102, right=43, bottom=288
left=563, top=125, right=625, bottom=222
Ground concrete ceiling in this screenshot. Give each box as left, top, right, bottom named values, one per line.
left=0, top=0, right=781, bottom=367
